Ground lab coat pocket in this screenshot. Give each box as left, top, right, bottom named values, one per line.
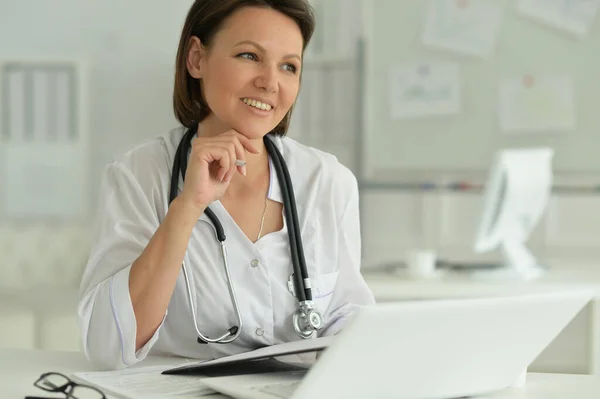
left=311, top=271, right=339, bottom=314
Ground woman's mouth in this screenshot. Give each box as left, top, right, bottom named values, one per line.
left=241, top=98, right=273, bottom=112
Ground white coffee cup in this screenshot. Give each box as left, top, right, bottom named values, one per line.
left=405, top=249, right=437, bottom=278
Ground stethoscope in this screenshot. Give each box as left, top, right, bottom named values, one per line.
left=168, top=125, right=324, bottom=344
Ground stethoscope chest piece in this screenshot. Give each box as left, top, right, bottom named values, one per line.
left=293, top=301, right=324, bottom=339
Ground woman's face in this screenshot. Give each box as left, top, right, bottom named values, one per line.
left=190, top=6, right=304, bottom=139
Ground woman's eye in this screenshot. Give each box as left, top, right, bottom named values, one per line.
left=238, top=52, right=257, bottom=61
left=282, top=64, right=297, bottom=74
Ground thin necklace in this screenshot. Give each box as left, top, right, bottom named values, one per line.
left=257, top=198, right=269, bottom=241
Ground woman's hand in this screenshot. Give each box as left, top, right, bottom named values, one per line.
left=179, top=129, right=260, bottom=212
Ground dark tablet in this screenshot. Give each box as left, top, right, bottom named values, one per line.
left=162, top=339, right=330, bottom=377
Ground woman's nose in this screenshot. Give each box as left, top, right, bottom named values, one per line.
left=255, top=65, right=278, bottom=93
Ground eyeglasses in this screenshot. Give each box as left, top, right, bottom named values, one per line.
left=25, top=372, right=106, bottom=399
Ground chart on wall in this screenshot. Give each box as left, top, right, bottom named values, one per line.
left=422, top=0, right=506, bottom=57
left=389, top=61, right=461, bottom=119
left=497, top=74, right=576, bottom=134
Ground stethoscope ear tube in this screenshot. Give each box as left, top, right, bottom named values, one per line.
left=168, top=127, right=193, bottom=205
left=264, top=137, right=312, bottom=303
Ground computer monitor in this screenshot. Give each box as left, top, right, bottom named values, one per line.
left=473, top=148, right=554, bottom=280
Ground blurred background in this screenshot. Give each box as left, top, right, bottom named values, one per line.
left=1, top=0, right=600, bottom=358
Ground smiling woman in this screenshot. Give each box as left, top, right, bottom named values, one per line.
left=185, top=4, right=303, bottom=139
left=174, top=0, right=314, bottom=138
left=77, top=0, right=375, bottom=371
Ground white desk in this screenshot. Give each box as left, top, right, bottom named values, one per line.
left=364, top=269, right=600, bottom=300
left=2, top=349, right=600, bottom=399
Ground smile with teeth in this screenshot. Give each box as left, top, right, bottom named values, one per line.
left=241, top=98, right=273, bottom=111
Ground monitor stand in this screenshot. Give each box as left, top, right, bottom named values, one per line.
left=469, top=240, right=547, bottom=281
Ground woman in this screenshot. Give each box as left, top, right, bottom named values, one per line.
left=78, top=0, right=375, bottom=370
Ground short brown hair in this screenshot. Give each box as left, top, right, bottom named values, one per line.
left=173, top=0, right=316, bottom=136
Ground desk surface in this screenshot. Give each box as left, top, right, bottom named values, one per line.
left=364, top=269, right=600, bottom=300
left=2, top=348, right=600, bottom=399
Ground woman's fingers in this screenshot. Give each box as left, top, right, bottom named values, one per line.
left=212, top=147, right=231, bottom=182
left=204, top=142, right=238, bottom=183
left=216, top=131, right=260, bottom=177
left=231, top=137, right=247, bottom=176
left=195, top=129, right=262, bottom=183
left=223, top=143, right=238, bottom=183
left=235, top=159, right=247, bottom=176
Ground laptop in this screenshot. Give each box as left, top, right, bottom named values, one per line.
left=198, top=290, right=591, bottom=399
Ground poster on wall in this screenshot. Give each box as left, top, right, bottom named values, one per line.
left=389, top=61, right=461, bottom=119
left=497, top=74, right=576, bottom=133
left=422, top=0, right=506, bottom=57
left=516, top=0, right=600, bottom=38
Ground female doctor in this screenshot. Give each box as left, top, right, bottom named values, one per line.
left=78, top=0, right=375, bottom=370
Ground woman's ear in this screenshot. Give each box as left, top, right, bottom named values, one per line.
left=187, top=36, right=205, bottom=79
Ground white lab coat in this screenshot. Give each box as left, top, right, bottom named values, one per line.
left=78, top=127, right=375, bottom=370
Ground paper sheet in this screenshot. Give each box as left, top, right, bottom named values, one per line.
left=497, top=74, right=576, bottom=133
left=422, top=0, right=505, bottom=57
left=517, top=0, right=600, bottom=38
left=72, top=365, right=215, bottom=398
left=389, top=61, right=461, bottom=119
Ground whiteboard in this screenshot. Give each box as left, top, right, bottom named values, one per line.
left=363, top=0, right=600, bottom=173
